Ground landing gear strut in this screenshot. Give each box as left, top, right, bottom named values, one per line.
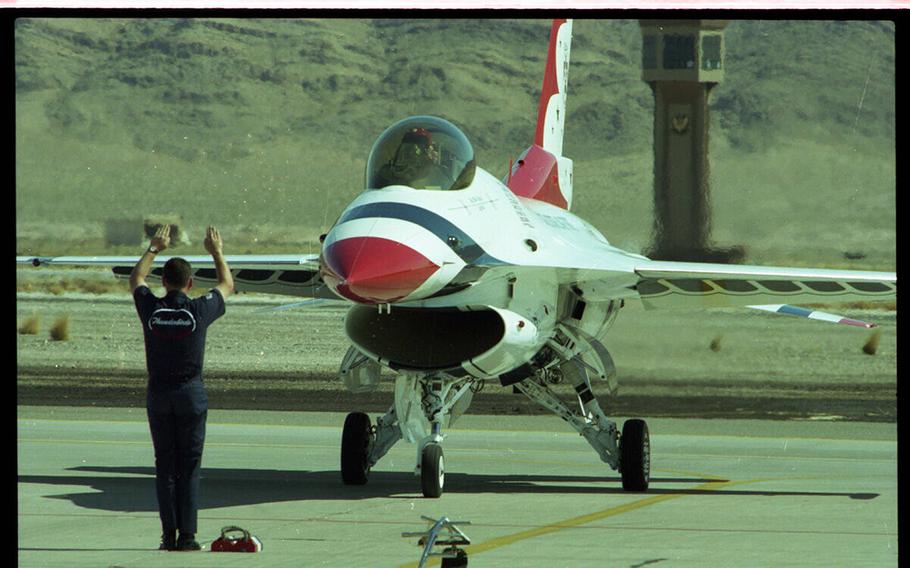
left=515, top=364, right=650, bottom=492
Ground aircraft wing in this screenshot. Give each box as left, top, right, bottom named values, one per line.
left=553, top=257, right=895, bottom=308
left=631, top=259, right=896, bottom=309
left=17, top=254, right=337, bottom=299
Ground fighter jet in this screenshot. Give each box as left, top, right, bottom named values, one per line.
left=18, top=19, right=896, bottom=498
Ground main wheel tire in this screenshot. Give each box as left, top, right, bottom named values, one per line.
left=620, top=419, right=650, bottom=492
left=421, top=443, right=445, bottom=498
left=341, top=412, right=372, bottom=485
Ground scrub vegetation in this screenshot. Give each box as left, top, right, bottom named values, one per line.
left=49, top=314, right=71, bottom=342
left=18, top=275, right=129, bottom=296
left=15, top=18, right=895, bottom=270
left=18, top=314, right=41, bottom=335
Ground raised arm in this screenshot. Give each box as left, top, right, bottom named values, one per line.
left=130, top=224, right=170, bottom=292
left=204, top=226, right=234, bottom=299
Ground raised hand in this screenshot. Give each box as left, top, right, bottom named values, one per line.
left=204, top=226, right=223, bottom=256
left=151, top=224, right=171, bottom=252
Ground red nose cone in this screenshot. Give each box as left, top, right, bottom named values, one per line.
left=321, top=237, right=439, bottom=303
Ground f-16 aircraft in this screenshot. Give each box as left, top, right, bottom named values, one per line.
left=18, top=19, right=896, bottom=498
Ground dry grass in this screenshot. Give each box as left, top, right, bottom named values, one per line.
left=49, top=315, right=70, bottom=341
left=18, top=277, right=129, bottom=295
left=79, top=278, right=128, bottom=294
left=18, top=314, right=41, bottom=335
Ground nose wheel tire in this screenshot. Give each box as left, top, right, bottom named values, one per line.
left=620, top=419, right=650, bottom=492
left=341, top=412, right=372, bottom=485
left=421, top=443, right=445, bottom=498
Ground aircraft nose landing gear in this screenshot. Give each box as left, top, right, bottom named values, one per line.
left=420, top=443, right=445, bottom=498
left=620, top=418, right=650, bottom=492
left=339, top=372, right=474, bottom=498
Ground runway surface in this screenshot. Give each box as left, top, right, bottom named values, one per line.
left=18, top=407, right=896, bottom=567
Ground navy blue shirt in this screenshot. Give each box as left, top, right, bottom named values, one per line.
left=134, top=286, right=225, bottom=390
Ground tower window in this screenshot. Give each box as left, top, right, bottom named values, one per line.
left=702, top=35, right=722, bottom=70
left=663, top=34, right=696, bottom=69
left=642, top=35, right=657, bottom=69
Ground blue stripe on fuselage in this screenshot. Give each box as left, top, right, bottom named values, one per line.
left=778, top=305, right=813, bottom=318
left=337, top=201, right=505, bottom=266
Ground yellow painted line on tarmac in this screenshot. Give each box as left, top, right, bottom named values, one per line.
left=396, top=478, right=761, bottom=568
left=652, top=467, right=730, bottom=480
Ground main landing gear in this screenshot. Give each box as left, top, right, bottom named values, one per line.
left=340, top=412, right=372, bottom=485
left=620, top=418, right=650, bottom=492
left=513, top=354, right=650, bottom=492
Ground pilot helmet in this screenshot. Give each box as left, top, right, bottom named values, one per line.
left=396, top=128, right=437, bottom=172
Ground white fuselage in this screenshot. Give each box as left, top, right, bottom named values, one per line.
left=320, top=167, right=644, bottom=379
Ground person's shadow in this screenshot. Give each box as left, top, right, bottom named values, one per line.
left=19, top=465, right=878, bottom=514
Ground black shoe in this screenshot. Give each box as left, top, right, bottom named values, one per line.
left=176, top=534, right=202, bottom=551
left=158, top=535, right=177, bottom=551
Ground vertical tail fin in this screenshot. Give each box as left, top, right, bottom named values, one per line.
left=507, top=19, right=575, bottom=210
left=534, top=19, right=573, bottom=156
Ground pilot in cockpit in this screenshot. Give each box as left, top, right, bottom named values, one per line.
left=376, top=128, right=450, bottom=190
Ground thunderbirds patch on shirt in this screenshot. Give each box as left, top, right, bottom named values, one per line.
left=148, top=308, right=197, bottom=339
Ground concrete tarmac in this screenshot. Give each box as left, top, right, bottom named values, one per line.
left=18, top=407, right=896, bottom=567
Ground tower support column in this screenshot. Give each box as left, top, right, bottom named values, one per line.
left=640, top=19, right=744, bottom=263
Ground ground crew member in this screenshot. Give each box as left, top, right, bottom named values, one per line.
left=129, top=224, right=234, bottom=551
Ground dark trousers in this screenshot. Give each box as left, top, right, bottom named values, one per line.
left=147, top=380, right=208, bottom=535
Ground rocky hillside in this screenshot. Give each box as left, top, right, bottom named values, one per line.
left=15, top=18, right=895, bottom=267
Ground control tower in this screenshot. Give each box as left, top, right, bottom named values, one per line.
left=640, top=19, right=744, bottom=263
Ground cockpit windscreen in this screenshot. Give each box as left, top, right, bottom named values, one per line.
left=365, top=116, right=476, bottom=191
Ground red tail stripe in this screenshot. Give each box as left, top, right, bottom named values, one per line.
left=534, top=19, right=567, bottom=147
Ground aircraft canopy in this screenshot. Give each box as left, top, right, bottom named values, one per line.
left=365, top=116, right=476, bottom=191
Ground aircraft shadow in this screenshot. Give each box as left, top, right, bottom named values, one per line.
left=18, top=547, right=151, bottom=552
left=18, top=466, right=877, bottom=514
